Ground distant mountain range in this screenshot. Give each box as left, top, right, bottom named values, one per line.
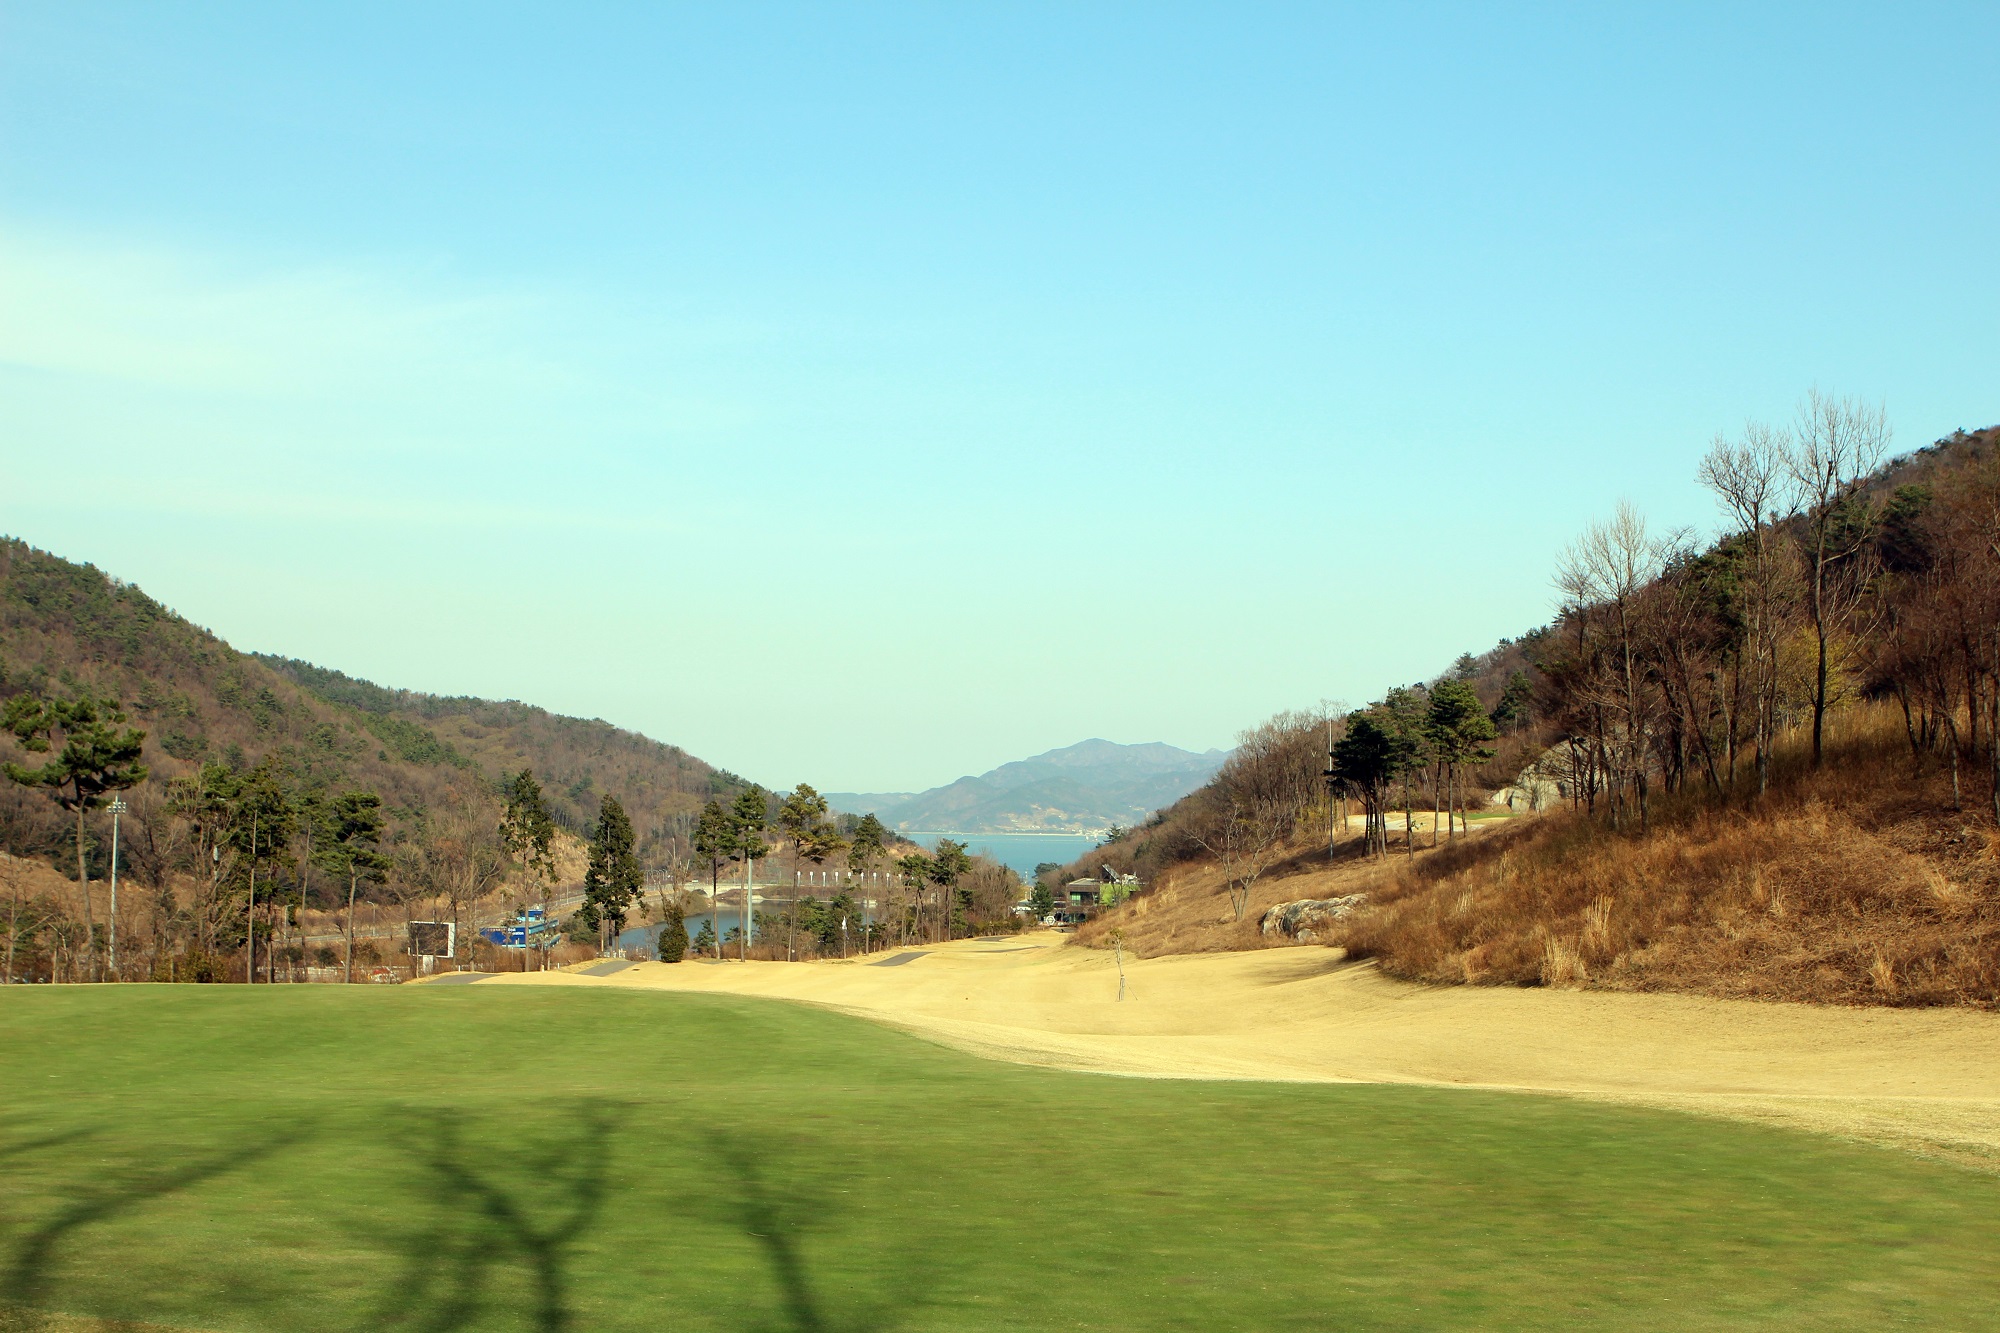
left=827, top=739, right=1228, bottom=835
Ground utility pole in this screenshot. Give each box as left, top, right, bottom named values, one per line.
left=107, top=797, right=126, bottom=980
left=246, top=814, right=258, bottom=985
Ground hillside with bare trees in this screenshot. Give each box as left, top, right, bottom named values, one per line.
left=1074, top=405, right=2000, bottom=1007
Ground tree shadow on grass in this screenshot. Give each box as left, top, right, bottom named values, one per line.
left=0, top=1129, right=96, bottom=1170
left=0, top=1112, right=946, bottom=1333
left=370, top=1108, right=934, bottom=1333
left=372, top=1103, right=623, bottom=1333
left=691, top=1131, right=933, bottom=1333
left=0, top=1127, right=302, bottom=1333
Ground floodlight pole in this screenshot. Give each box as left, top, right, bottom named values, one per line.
left=107, top=797, right=127, bottom=980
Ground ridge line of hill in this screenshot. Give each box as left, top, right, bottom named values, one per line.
left=0, top=537, right=741, bottom=846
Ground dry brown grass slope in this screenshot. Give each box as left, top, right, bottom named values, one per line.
left=1071, top=815, right=1505, bottom=957
left=1081, top=705, right=2000, bottom=1009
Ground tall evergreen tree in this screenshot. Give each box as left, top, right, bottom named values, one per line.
left=228, top=764, right=298, bottom=983
left=499, top=768, right=560, bottom=968
left=848, top=813, right=887, bottom=865
left=164, top=761, right=244, bottom=960
left=1427, top=679, right=1499, bottom=839
left=691, top=798, right=733, bottom=958
left=1489, top=669, right=1536, bottom=733
left=1029, top=880, right=1055, bottom=921
left=2, top=690, right=148, bottom=980
left=778, top=784, right=847, bottom=960
left=846, top=813, right=888, bottom=951
left=1331, top=711, right=1397, bottom=857
left=778, top=784, right=825, bottom=959
left=581, top=794, right=644, bottom=954
left=726, top=787, right=770, bottom=958
left=928, top=839, right=972, bottom=942
left=499, top=769, right=558, bottom=883
left=316, top=789, right=387, bottom=983
left=1382, top=687, right=1431, bottom=857
left=896, top=852, right=934, bottom=944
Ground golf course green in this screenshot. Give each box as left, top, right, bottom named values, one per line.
left=2, top=985, right=1996, bottom=1331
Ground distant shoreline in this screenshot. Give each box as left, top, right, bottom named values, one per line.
left=902, top=828, right=1108, bottom=840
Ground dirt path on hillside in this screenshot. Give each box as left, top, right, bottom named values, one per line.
left=462, top=935, right=2000, bottom=1167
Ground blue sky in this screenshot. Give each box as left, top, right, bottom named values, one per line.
left=2, top=3, right=1996, bottom=791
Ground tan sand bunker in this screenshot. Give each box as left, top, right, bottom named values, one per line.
left=464, top=935, right=2000, bottom=1166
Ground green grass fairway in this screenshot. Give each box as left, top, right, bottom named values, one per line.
left=3, top=987, right=1998, bottom=1332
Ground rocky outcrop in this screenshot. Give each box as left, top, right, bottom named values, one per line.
left=1259, top=895, right=1366, bottom=943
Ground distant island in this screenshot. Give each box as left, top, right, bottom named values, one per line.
left=826, top=738, right=1228, bottom=835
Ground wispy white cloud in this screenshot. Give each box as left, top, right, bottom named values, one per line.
left=0, top=225, right=786, bottom=459
left=0, top=228, right=554, bottom=397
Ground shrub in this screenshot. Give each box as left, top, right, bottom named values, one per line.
left=657, top=904, right=688, bottom=963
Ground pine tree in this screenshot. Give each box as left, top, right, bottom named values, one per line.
left=726, top=787, right=770, bottom=958
left=691, top=798, right=733, bottom=958
left=500, top=769, right=558, bottom=882
left=1382, top=687, right=1431, bottom=857
left=928, top=839, right=972, bottom=942
left=581, top=795, right=643, bottom=954
left=316, top=789, right=386, bottom=983
left=228, top=764, right=298, bottom=983
left=778, top=784, right=847, bottom=960
left=2, top=690, right=148, bottom=980
left=1490, top=670, right=1536, bottom=733
left=499, top=769, right=560, bottom=969
left=1428, top=679, right=1499, bottom=839
left=846, top=813, right=888, bottom=951
left=656, top=899, right=688, bottom=963
left=1332, top=711, right=1397, bottom=856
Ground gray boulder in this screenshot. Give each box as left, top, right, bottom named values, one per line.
left=1259, top=895, right=1366, bottom=941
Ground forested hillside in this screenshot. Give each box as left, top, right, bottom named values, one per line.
left=252, top=655, right=735, bottom=836
left=1076, top=405, right=2000, bottom=1008
left=0, top=539, right=742, bottom=978
left=0, top=540, right=735, bottom=841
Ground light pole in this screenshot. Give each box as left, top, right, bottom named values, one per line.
left=107, top=797, right=127, bottom=980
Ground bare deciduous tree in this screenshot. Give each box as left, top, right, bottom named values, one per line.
left=1555, top=502, right=1667, bottom=827
left=1787, top=390, right=1891, bottom=765
left=1189, top=713, right=1321, bottom=917
left=1700, top=422, right=1797, bottom=793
